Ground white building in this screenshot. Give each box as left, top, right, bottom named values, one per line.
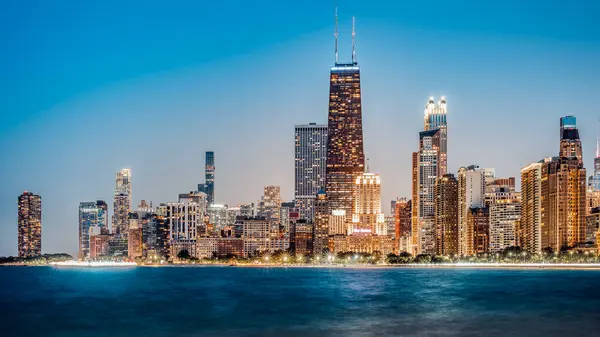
left=458, top=165, right=486, bottom=256
left=294, top=123, right=327, bottom=221
left=351, top=172, right=386, bottom=235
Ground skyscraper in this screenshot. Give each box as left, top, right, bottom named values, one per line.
left=489, top=198, right=521, bottom=252
left=18, top=192, right=42, bottom=257
left=424, top=97, right=448, bottom=176
left=313, top=189, right=330, bottom=254
left=540, top=116, right=586, bottom=251
left=467, top=207, right=489, bottom=255
left=434, top=174, right=459, bottom=256
left=415, top=129, right=441, bottom=254
left=205, top=151, right=215, bottom=205
left=294, top=123, right=328, bottom=221
left=258, top=186, right=281, bottom=224
left=325, top=15, right=364, bottom=222
left=350, top=172, right=386, bottom=235
left=112, top=168, right=131, bottom=235
left=520, top=162, right=543, bottom=253
left=78, top=200, right=108, bottom=260
left=457, top=165, right=485, bottom=255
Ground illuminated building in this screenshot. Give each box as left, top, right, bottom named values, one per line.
left=239, top=217, right=271, bottom=257
left=411, top=152, right=419, bottom=252
left=394, top=198, right=411, bottom=253
left=520, top=162, right=543, bottom=253
left=313, top=189, right=330, bottom=254
left=325, top=16, right=365, bottom=223
left=457, top=165, right=485, bottom=255
left=434, top=174, right=459, bottom=256
left=294, top=123, right=327, bottom=221
left=587, top=140, right=600, bottom=213
left=216, top=238, right=244, bottom=258
left=128, top=226, right=143, bottom=258
left=258, top=186, right=281, bottom=224
left=78, top=200, right=108, bottom=260
left=489, top=199, right=521, bottom=253
left=328, top=234, right=394, bottom=255
left=467, top=207, right=489, bottom=255
left=350, top=172, right=386, bottom=235
left=415, top=129, right=441, bottom=254
left=540, top=117, right=587, bottom=251
left=485, top=177, right=517, bottom=206
left=108, top=235, right=128, bottom=257
left=18, top=191, right=42, bottom=258
left=586, top=208, right=600, bottom=244
left=166, top=198, right=204, bottom=258
left=142, top=213, right=169, bottom=260
left=290, top=221, right=313, bottom=255
left=385, top=215, right=395, bottom=237
left=207, top=204, right=228, bottom=232
left=240, top=203, right=255, bottom=217
left=424, top=97, right=448, bottom=176
left=196, top=237, right=217, bottom=259
left=329, top=209, right=347, bottom=235
left=197, top=151, right=215, bottom=205
left=89, top=234, right=111, bottom=258
left=112, top=169, right=132, bottom=235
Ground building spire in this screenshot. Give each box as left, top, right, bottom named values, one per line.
left=597, top=135, right=600, bottom=159
left=352, top=16, right=356, bottom=64
left=334, top=7, right=339, bottom=64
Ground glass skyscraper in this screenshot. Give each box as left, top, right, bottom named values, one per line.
left=78, top=200, right=108, bottom=259
left=112, top=168, right=131, bottom=235
left=294, top=123, right=327, bottom=221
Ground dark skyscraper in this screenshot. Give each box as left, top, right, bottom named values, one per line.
left=205, top=151, right=215, bottom=205
left=18, top=191, right=42, bottom=257
left=325, top=15, right=364, bottom=222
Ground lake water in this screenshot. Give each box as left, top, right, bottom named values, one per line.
left=1, top=266, right=599, bottom=336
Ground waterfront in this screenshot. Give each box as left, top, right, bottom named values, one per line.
left=1, top=267, right=600, bottom=336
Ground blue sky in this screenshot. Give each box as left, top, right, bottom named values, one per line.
left=1, top=0, right=599, bottom=256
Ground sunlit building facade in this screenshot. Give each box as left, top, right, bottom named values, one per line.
left=18, top=192, right=42, bottom=258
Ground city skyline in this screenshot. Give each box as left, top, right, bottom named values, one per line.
left=2, top=1, right=600, bottom=256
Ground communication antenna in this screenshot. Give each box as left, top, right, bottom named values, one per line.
left=335, top=7, right=339, bottom=64
left=352, top=16, right=356, bottom=64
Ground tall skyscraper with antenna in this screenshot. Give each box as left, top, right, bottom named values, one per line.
left=325, top=10, right=365, bottom=222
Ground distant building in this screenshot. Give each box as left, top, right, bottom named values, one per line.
left=257, top=186, right=281, bottom=224
left=112, top=169, right=132, bottom=235
left=18, top=192, right=42, bottom=258
left=394, top=198, right=411, bottom=253
left=78, top=200, right=108, bottom=260
left=350, top=172, right=386, bottom=235
left=167, top=198, right=204, bottom=259
left=489, top=199, right=521, bottom=253
left=328, top=234, right=395, bottom=255
left=520, top=162, right=543, bottom=253
left=290, top=221, right=313, bottom=255
left=416, top=129, right=441, bottom=255
left=585, top=209, right=600, bottom=244
left=313, top=190, right=330, bottom=253
left=142, top=213, right=169, bottom=260
left=328, top=209, right=346, bottom=235
left=239, top=217, right=271, bottom=257
left=89, top=234, right=111, bottom=259
left=294, top=123, right=327, bottom=221
left=239, top=203, right=255, bottom=217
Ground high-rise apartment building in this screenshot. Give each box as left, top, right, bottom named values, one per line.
left=394, top=198, right=411, bottom=253
left=467, top=207, right=489, bottom=255
left=205, top=151, right=215, bottom=205
left=112, top=169, right=132, bottom=235
left=434, top=174, right=459, bottom=256
left=78, top=200, right=108, bottom=259
left=258, top=186, right=281, bottom=224
left=489, top=199, right=521, bottom=252
left=540, top=117, right=587, bottom=251
left=328, top=209, right=347, bottom=235
left=587, top=141, right=600, bottom=213
left=415, top=129, right=441, bottom=254
left=325, top=17, right=365, bottom=223
left=349, top=172, right=386, bottom=235
left=294, top=123, right=327, bottom=221
left=457, top=165, right=486, bottom=255
left=520, top=162, right=543, bottom=253
left=18, top=192, right=42, bottom=257
left=166, top=198, right=204, bottom=258
left=313, top=189, right=330, bottom=254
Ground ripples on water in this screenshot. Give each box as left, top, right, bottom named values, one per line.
left=1, top=266, right=599, bottom=336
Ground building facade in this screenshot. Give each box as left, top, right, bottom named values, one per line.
left=520, top=162, right=543, bottom=253
left=350, top=172, right=386, bottom=235
left=489, top=199, right=521, bottom=253
left=457, top=165, right=485, bottom=256
left=467, top=207, right=489, bottom=255
left=294, top=123, right=327, bottom=221
left=112, top=169, right=132, bottom=235
left=78, top=200, right=108, bottom=260
left=18, top=192, right=42, bottom=258
left=434, top=174, right=459, bottom=256
left=394, top=198, right=411, bottom=253
left=415, top=129, right=441, bottom=254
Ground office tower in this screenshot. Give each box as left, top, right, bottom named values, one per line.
left=424, top=97, right=448, bottom=175
left=142, top=213, right=169, bottom=260
left=457, top=166, right=486, bottom=255
left=325, top=16, right=365, bottom=223
left=395, top=198, right=411, bottom=253
left=17, top=192, right=42, bottom=257
left=349, top=172, right=386, bottom=235
left=128, top=212, right=143, bottom=258
left=467, top=207, right=489, bottom=255
left=313, top=189, right=330, bottom=254
left=434, top=174, right=459, bottom=256
left=205, top=151, right=215, bottom=205
left=294, top=123, right=327, bottom=221
left=328, top=209, right=347, bottom=235
left=520, top=162, right=543, bottom=253
left=489, top=199, right=521, bottom=252
left=112, top=169, right=132, bottom=235
left=290, top=220, right=314, bottom=255
left=415, top=129, right=441, bottom=254
left=258, top=186, right=281, bottom=223
left=539, top=117, right=587, bottom=251
left=78, top=200, right=108, bottom=259
left=559, top=116, right=583, bottom=164
left=411, top=152, right=419, bottom=251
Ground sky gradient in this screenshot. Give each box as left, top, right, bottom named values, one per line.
left=1, top=0, right=599, bottom=256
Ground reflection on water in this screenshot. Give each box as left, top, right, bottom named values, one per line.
left=1, top=267, right=599, bottom=336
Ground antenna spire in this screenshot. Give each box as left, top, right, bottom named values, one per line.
left=334, top=7, right=339, bottom=64
left=352, top=16, right=356, bottom=64
left=597, top=119, right=600, bottom=159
